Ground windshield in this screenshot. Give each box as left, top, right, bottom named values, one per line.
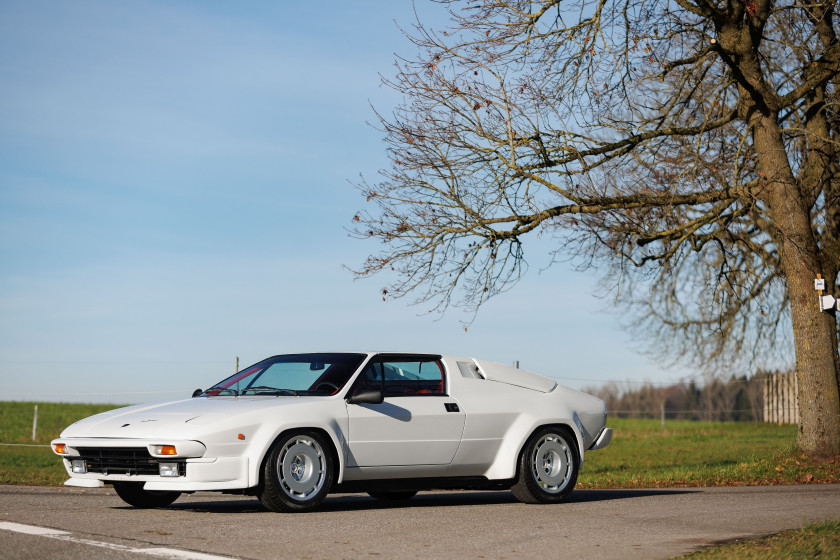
left=202, top=353, right=367, bottom=397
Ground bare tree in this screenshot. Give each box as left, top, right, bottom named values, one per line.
left=353, top=0, right=840, bottom=456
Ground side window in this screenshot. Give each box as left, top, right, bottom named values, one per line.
left=383, top=360, right=445, bottom=396
left=354, top=359, right=446, bottom=396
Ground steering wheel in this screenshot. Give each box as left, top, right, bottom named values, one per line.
left=314, top=381, right=339, bottom=394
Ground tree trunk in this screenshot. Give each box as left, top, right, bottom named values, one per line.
left=754, top=116, right=840, bottom=457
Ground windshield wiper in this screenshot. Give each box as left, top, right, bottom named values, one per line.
left=204, top=387, right=239, bottom=396
left=240, top=386, right=298, bottom=396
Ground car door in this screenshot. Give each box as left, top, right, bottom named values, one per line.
left=345, top=355, right=466, bottom=467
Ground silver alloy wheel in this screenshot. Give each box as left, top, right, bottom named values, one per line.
left=276, top=436, right=326, bottom=500
left=530, top=433, right=573, bottom=493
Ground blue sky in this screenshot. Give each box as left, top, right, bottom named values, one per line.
left=0, top=0, right=694, bottom=403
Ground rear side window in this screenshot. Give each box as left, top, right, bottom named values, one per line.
left=354, top=357, right=446, bottom=396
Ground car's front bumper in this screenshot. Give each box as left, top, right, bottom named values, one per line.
left=53, top=437, right=251, bottom=492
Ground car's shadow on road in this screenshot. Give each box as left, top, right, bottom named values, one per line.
left=160, top=488, right=696, bottom=514
left=568, top=488, right=696, bottom=503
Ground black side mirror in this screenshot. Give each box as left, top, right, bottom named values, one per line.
left=347, top=390, right=384, bottom=405
left=192, top=388, right=203, bottom=398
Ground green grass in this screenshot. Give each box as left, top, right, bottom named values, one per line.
left=577, top=417, right=840, bottom=488
left=676, top=519, right=840, bottom=559
left=0, top=401, right=124, bottom=486
left=1, top=403, right=839, bottom=488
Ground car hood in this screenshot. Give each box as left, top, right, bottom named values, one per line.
left=60, top=396, right=321, bottom=439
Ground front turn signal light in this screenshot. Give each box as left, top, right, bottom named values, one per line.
left=52, top=443, right=67, bottom=454
left=152, top=445, right=177, bottom=455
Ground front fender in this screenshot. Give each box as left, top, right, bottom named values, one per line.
left=247, top=417, right=348, bottom=487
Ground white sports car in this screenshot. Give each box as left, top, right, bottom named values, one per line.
left=52, top=352, right=612, bottom=512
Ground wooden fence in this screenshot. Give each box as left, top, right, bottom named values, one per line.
left=763, top=371, right=799, bottom=424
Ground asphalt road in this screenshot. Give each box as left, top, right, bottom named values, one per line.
left=1, top=484, right=839, bottom=560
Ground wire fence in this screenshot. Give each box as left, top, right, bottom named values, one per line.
left=2, top=390, right=192, bottom=397
left=0, top=369, right=801, bottom=450
left=0, top=402, right=124, bottom=447
left=1, top=375, right=757, bottom=397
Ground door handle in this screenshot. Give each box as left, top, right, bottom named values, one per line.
left=444, top=403, right=460, bottom=412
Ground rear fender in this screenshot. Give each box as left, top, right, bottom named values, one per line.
left=483, top=417, right=583, bottom=480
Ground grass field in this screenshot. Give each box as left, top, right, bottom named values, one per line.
left=0, top=401, right=123, bottom=486
left=678, top=519, right=840, bottom=559
left=577, top=417, right=840, bottom=488
left=2, top=401, right=839, bottom=487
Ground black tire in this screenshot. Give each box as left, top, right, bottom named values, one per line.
left=259, top=430, right=334, bottom=513
left=112, top=482, right=180, bottom=508
left=510, top=427, right=579, bottom=504
left=367, top=490, right=418, bottom=501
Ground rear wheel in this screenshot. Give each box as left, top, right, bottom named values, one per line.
left=112, top=482, right=180, bottom=508
left=259, top=430, right=334, bottom=512
left=511, top=427, right=578, bottom=504
left=367, top=490, right=418, bottom=501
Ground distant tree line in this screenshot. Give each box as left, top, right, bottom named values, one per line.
left=585, top=373, right=783, bottom=422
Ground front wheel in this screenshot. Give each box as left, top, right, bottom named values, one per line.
left=112, top=482, right=180, bottom=508
left=511, top=427, right=578, bottom=504
left=259, top=430, right=334, bottom=513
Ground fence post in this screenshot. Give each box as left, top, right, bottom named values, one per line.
left=32, top=405, right=38, bottom=442
left=661, top=401, right=665, bottom=430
